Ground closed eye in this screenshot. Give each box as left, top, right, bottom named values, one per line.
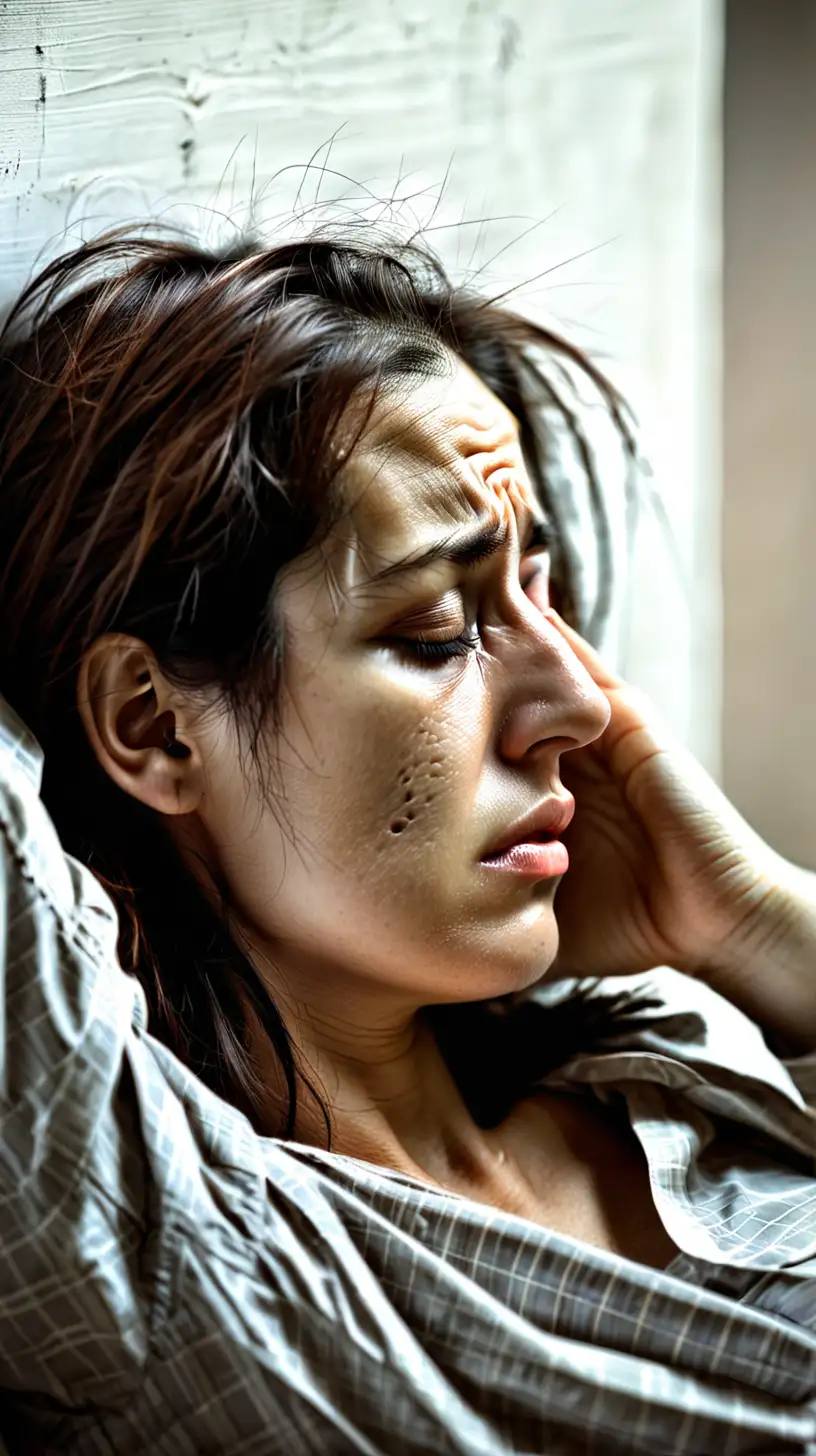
left=395, top=631, right=480, bottom=665
left=382, top=519, right=553, bottom=666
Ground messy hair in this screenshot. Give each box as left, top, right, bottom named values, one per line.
left=0, top=228, right=636, bottom=1137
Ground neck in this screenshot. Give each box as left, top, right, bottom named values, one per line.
left=244, top=936, right=500, bottom=1190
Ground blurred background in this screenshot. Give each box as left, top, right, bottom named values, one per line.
left=724, top=0, right=815, bottom=872
left=0, top=1, right=811, bottom=868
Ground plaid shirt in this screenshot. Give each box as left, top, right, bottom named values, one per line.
left=0, top=693, right=814, bottom=1455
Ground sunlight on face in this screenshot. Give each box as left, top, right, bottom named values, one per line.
left=196, top=356, right=609, bottom=1010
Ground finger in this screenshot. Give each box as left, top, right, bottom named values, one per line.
left=544, top=608, right=624, bottom=692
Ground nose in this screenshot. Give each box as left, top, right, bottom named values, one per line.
left=493, top=604, right=611, bottom=763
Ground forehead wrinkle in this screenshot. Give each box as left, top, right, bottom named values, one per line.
left=310, top=472, right=542, bottom=626
left=325, top=361, right=538, bottom=603
left=348, top=359, right=521, bottom=477
left=334, top=455, right=541, bottom=603
left=342, top=434, right=483, bottom=546
left=446, top=410, right=523, bottom=456
left=335, top=481, right=474, bottom=603
left=347, top=421, right=528, bottom=537
left=379, top=409, right=523, bottom=487
left=349, top=493, right=547, bottom=612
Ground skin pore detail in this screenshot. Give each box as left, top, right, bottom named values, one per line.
left=389, top=721, right=445, bottom=838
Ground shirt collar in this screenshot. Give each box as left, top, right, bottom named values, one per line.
left=0, top=694, right=45, bottom=796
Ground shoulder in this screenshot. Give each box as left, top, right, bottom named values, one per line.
left=538, top=968, right=803, bottom=1097
left=537, top=969, right=816, bottom=1167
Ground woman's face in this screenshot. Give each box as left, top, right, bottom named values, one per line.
left=184, top=357, right=610, bottom=1009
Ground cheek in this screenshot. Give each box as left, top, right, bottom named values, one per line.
left=378, top=668, right=491, bottom=857
left=276, top=658, right=489, bottom=874
left=387, top=720, right=447, bottom=839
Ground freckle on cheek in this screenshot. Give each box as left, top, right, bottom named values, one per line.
left=387, top=724, right=446, bottom=838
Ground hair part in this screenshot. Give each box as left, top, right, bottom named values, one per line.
left=0, top=226, right=636, bottom=1138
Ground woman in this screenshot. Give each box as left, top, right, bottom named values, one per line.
left=0, top=230, right=814, bottom=1454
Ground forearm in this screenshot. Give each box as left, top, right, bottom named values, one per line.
left=698, top=857, right=816, bottom=1053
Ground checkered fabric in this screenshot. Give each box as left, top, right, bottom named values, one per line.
left=0, top=694, right=814, bottom=1454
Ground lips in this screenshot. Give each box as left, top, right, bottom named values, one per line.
left=481, top=795, right=575, bottom=861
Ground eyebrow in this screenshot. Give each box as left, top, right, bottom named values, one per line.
left=365, top=514, right=551, bottom=586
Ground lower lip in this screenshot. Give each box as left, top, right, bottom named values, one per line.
left=481, top=839, right=569, bottom=878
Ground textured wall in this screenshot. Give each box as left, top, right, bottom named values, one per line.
left=0, top=0, right=722, bottom=762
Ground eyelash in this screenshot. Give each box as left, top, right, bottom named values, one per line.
left=396, top=554, right=550, bottom=665
left=403, top=632, right=479, bottom=664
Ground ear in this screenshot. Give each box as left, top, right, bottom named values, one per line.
left=77, top=634, right=204, bottom=816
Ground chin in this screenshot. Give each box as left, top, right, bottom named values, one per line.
left=505, top=911, right=561, bottom=990
left=511, top=951, right=559, bottom=995
left=459, top=925, right=560, bottom=1003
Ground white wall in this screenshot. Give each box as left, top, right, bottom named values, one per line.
left=0, top=0, right=722, bottom=764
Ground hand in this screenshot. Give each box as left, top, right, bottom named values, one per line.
left=548, top=610, right=786, bottom=986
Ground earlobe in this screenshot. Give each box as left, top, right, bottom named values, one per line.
left=77, top=634, right=200, bottom=815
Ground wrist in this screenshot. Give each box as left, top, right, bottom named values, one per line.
left=692, top=859, right=816, bottom=1050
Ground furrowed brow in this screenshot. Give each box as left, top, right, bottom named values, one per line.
left=366, top=513, right=552, bottom=587
left=366, top=516, right=509, bottom=585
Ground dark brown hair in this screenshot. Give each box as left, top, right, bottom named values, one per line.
left=0, top=227, right=638, bottom=1136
